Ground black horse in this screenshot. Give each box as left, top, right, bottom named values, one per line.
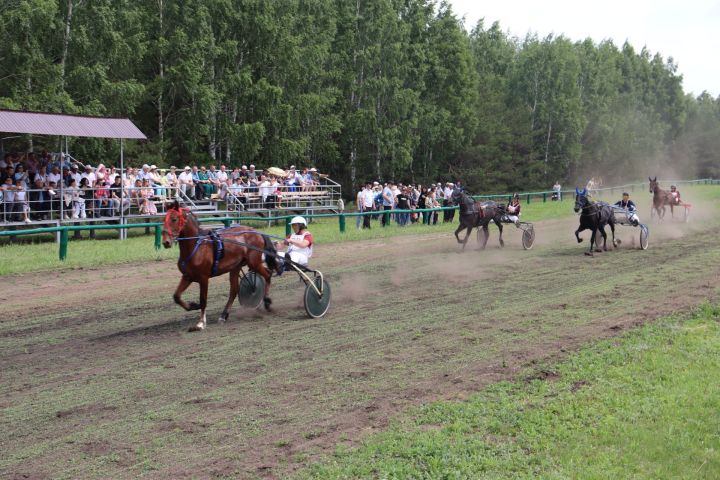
left=574, top=187, right=617, bottom=256
left=450, top=190, right=505, bottom=250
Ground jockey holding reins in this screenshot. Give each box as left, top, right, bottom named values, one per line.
left=276, top=216, right=313, bottom=268
left=504, top=193, right=521, bottom=225
left=614, top=192, right=640, bottom=226
left=670, top=185, right=681, bottom=205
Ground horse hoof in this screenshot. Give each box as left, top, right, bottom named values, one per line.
left=218, top=313, right=228, bottom=323
left=189, top=302, right=201, bottom=311
left=595, top=249, right=603, bottom=253
left=584, top=251, right=593, bottom=256
left=263, top=297, right=273, bottom=312
left=188, top=323, right=205, bottom=332
left=577, top=238, right=583, bottom=243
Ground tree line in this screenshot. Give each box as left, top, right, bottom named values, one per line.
left=1, top=0, right=718, bottom=194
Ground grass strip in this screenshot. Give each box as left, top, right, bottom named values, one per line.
left=298, top=303, right=720, bottom=479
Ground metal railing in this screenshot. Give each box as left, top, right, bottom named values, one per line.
left=0, top=177, right=344, bottom=227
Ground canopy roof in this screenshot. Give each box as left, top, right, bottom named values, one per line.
left=0, top=109, right=146, bottom=140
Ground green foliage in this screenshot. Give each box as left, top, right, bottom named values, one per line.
left=0, top=0, right=717, bottom=192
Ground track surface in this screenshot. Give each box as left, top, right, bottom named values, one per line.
left=2, top=204, right=719, bottom=479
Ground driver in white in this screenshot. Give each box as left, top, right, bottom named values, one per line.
left=276, top=216, right=313, bottom=267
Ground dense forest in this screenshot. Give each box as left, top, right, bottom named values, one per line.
left=1, top=0, right=719, bottom=193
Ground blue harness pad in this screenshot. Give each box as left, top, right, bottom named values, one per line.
left=209, top=230, right=225, bottom=276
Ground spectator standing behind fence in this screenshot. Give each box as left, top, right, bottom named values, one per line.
left=443, top=182, right=455, bottom=223
left=13, top=180, right=31, bottom=223
left=2, top=177, right=16, bottom=222
left=396, top=187, right=411, bottom=226
left=381, top=181, right=394, bottom=227
left=552, top=180, right=561, bottom=201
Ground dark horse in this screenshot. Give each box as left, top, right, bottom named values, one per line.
left=161, top=201, right=281, bottom=331
left=450, top=190, right=505, bottom=250
left=574, top=187, right=617, bottom=256
left=649, top=177, right=674, bottom=220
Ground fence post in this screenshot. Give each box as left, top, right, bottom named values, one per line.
left=285, top=217, right=292, bottom=236
left=59, top=228, right=68, bottom=261
left=223, top=219, right=231, bottom=228
left=543, top=192, right=547, bottom=203
left=338, top=213, right=346, bottom=233
left=526, top=194, right=531, bottom=204
left=154, top=225, right=162, bottom=250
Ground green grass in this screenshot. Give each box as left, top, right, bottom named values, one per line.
left=298, top=303, right=720, bottom=479
left=1, top=184, right=718, bottom=276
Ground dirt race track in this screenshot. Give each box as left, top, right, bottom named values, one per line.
left=2, top=199, right=720, bottom=479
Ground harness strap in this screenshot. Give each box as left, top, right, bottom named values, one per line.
left=180, top=238, right=204, bottom=274
left=208, top=230, right=225, bottom=277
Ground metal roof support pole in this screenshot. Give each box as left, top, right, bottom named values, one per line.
left=120, top=138, right=126, bottom=240
left=59, top=136, right=66, bottom=225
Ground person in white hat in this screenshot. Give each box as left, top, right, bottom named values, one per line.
left=178, top=166, right=194, bottom=198
left=275, top=215, right=313, bottom=268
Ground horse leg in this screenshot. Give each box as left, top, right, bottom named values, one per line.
left=462, top=227, right=472, bottom=251
left=598, top=225, right=607, bottom=252
left=220, top=268, right=240, bottom=323
left=173, top=276, right=201, bottom=311
left=454, top=224, right=463, bottom=244
left=188, top=277, right=209, bottom=332
left=575, top=226, right=586, bottom=243
left=481, top=225, right=489, bottom=250
left=253, top=262, right=274, bottom=312
left=586, top=227, right=596, bottom=256
left=495, top=219, right=504, bottom=247
left=610, top=222, right=617, bottom=248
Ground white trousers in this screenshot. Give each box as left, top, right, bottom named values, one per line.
left=278, top=251, right=309, bottom=266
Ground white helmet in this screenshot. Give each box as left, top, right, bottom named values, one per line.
left=290, top=216, right=307, bottom=226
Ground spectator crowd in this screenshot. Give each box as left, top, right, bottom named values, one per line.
left=0, top=150, right=326, bottom=223
left=354, top=180, right=462, bottom=229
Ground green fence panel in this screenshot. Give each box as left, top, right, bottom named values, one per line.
left=154, top=225, right=162, bottom=250
left=59, top=229, right=68, bottom=261
left=339, top=214, right=346, bottom=233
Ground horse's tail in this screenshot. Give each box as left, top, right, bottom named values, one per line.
left=263, top=235, right=282, bottom=276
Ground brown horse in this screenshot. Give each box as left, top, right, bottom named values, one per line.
left=648, top=177, right=674, bottom=220
left=161, top=201, right=280, bottom=331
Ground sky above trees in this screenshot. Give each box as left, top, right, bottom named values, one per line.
left=450, top=0, right=720, bottom=97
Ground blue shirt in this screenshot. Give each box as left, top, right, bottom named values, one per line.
left=382, top=187, right=394, bottom=207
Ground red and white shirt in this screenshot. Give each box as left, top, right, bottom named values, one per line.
left=287, top=230, right=313, bottom=258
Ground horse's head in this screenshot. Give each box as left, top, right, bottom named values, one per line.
left=450, top=189, right=464, bottom=206
left=162, top=200, right=191, bottom=248
left=574, top=187, right=590, bottom=213
left=649, top=176, right=658, bottom=193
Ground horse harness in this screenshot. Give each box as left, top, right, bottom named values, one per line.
left=178, top=229, right=225, bottom=277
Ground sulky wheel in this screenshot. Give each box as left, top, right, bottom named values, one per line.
left=303, top=275, right=331, bottom=319
left=639, top=224, right=649, bottom=250
left=238, top=271, right=266, bottom=308
left=522, top=225, right=535, bottom=250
